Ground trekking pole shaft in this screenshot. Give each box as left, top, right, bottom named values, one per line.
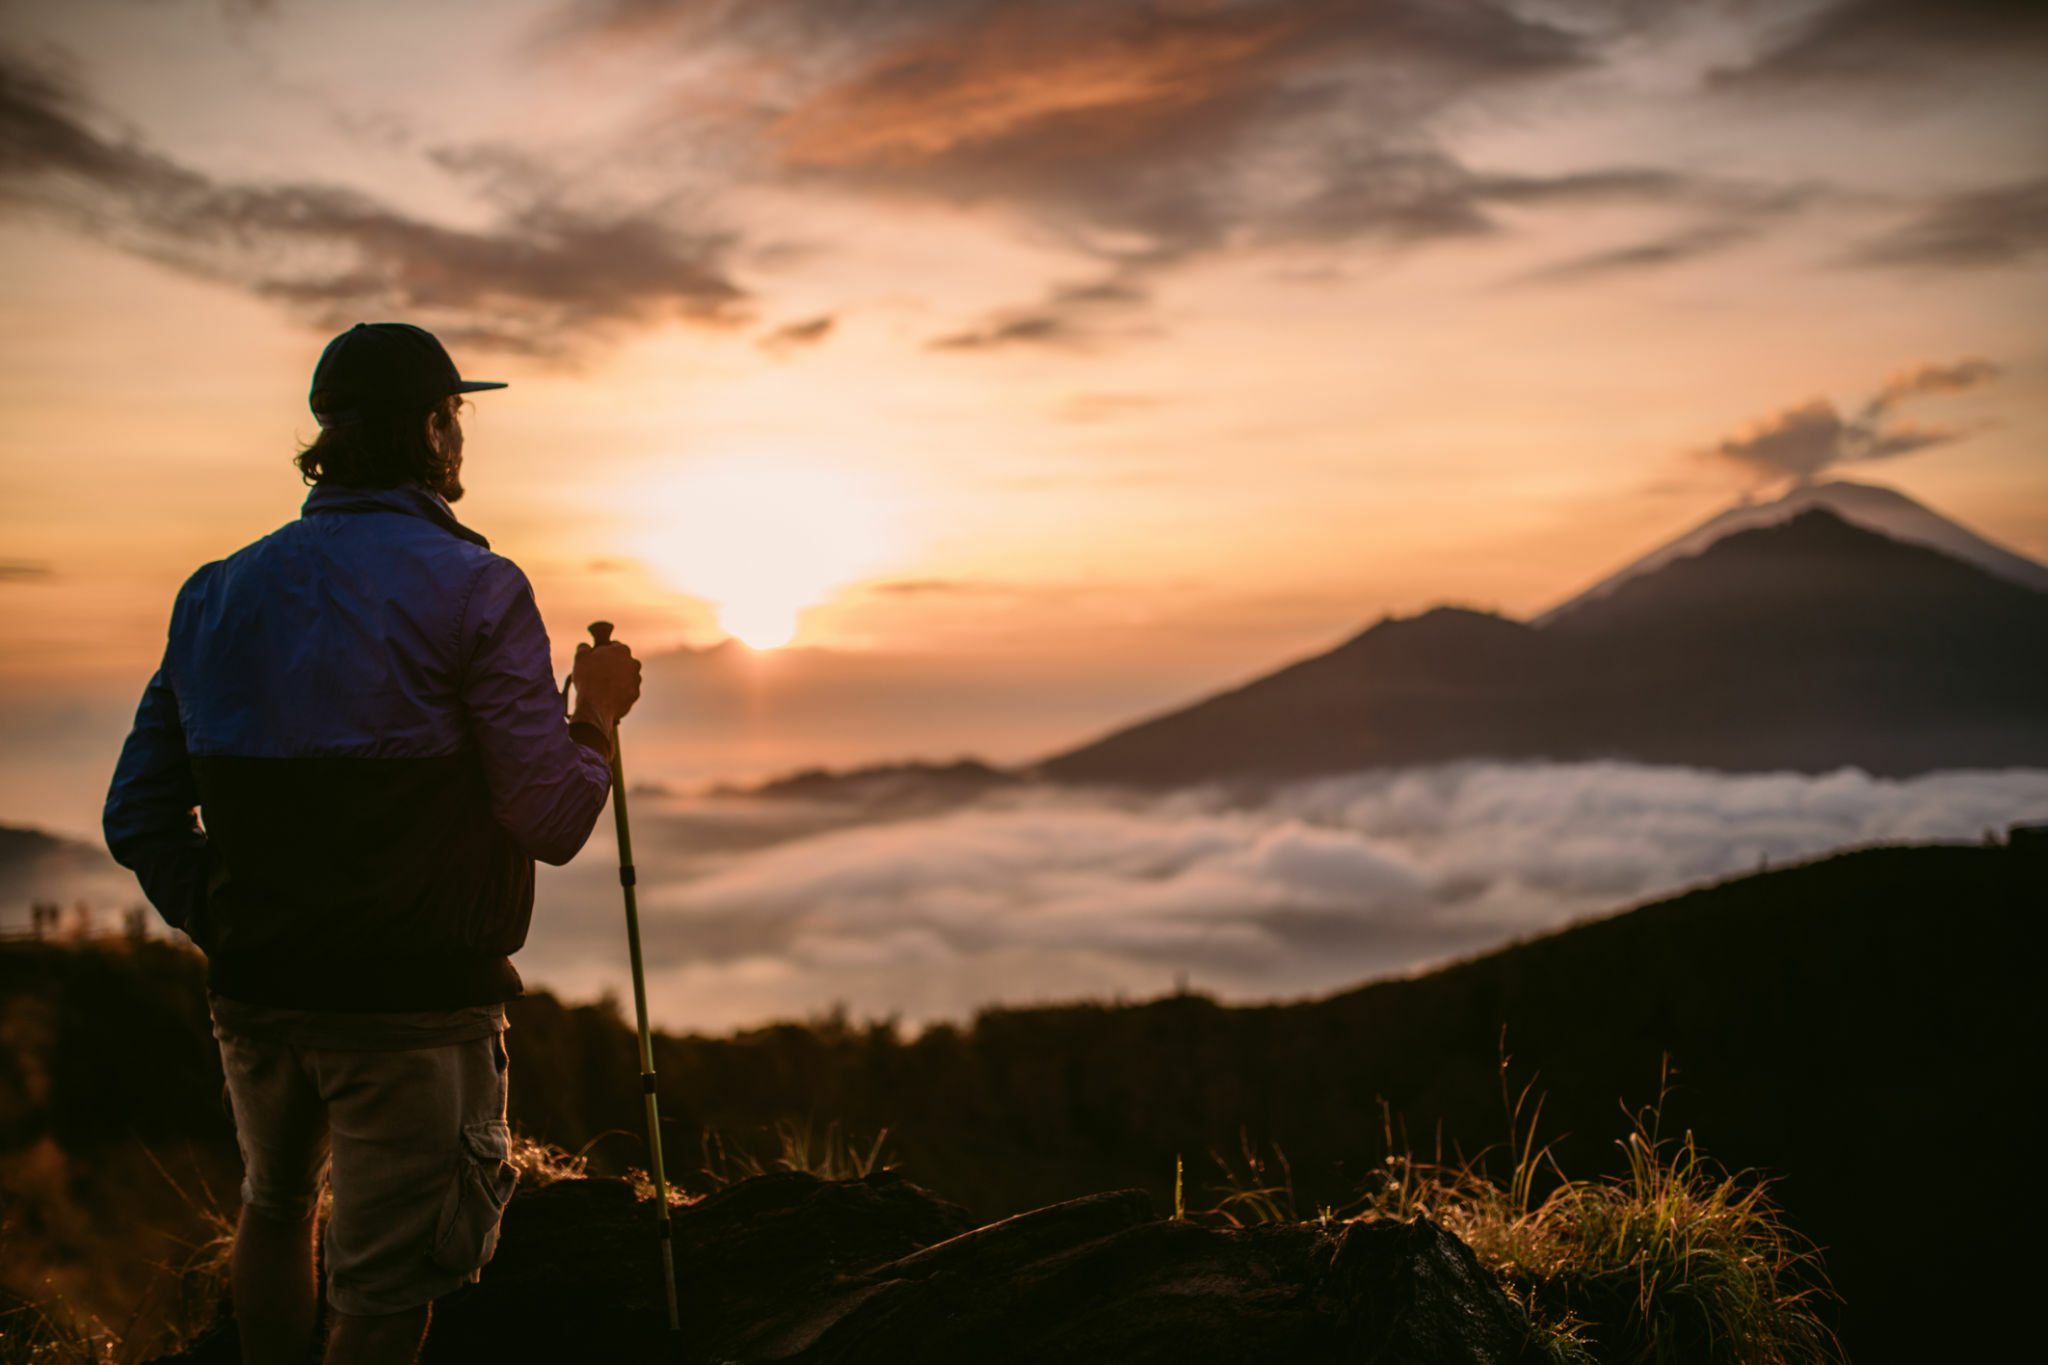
left=591, top=622, right=681, bottom=1336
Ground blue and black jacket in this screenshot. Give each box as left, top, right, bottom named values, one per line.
left=104, top=484, right=613, bottom=1011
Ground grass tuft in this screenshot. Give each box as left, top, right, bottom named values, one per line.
left=1199, top=1128, right=1297, bottom=1227
left=700, top=1119, right=894, bottom=1191
left=506, top=1131, right=592, bottom=1188
left=1356, top=1057, right=1844, bottom=1365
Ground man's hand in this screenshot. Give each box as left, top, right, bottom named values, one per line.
left=570, top=638, right=642, bottom=735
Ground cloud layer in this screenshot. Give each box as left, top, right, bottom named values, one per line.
left=526, top=760, right=2048, bottom=1033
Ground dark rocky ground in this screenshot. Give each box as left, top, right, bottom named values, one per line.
left=149, top=1170, right=1545, bottom=1365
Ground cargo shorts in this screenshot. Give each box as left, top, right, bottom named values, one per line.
left=216, top=1029, right=518, bottom=1316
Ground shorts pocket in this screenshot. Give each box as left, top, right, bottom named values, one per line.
left=429, top=1118, right=519, bottom=1276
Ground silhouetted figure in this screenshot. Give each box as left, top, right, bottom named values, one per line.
left=104, top=323, right=642, bottom=1365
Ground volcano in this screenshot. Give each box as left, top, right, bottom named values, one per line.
left=1040, top=495, right=2048, bottom=786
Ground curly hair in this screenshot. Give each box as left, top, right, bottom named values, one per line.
left=296, top=395, right=466, bottom=500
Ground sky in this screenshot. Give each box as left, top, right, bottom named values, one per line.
left=3, top=0, right=2048, bottom=837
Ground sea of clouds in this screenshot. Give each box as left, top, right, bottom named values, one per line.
left=524, top=761, right=2048, bottom=1034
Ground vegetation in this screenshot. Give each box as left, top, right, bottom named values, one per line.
left=1179, top=1059, right=1843, bottom=1365
left=1354, top=1065, right=1841, bottom=1365
left=2, top=841, right=2036, bottom=1361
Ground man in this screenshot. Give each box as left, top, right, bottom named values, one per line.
left=104, top=322, right=642, bottom=1365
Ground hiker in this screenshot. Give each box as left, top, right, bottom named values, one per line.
left=103, top=323, right=642, bottom=1365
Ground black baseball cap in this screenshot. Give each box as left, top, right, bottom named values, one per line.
left=309, top=323, right=507, bottom=428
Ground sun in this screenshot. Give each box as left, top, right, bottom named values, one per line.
left=638, top=453, right=899, bottom=649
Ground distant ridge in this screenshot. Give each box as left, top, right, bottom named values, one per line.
left=1535, top=479, right=2048, bottom=624
left=1041, top=508, right=2048, bottom=785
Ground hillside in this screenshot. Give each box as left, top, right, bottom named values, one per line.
left=4, top=839, right=2039, bottom=1360
left=1042, top=510, right=2048, bottom=784
left=0, top=822, right=128, bottom=923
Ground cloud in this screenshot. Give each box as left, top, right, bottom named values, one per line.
left=1702, top=357, right=1999, bottom=484
left=1059, top=392, right=1162, bottom=422
left=1522, top=219, right=1764, bottom=284
left=1868, top=357, right=2001, bottom=414
left=1852, top=177, right=2048, bottom=271
left=1715, top=0, right=2048, bottom=89
left=0, top=48, right=747, bottom=353
left=930, top=274, right=1151, bottom=351
left=548, top=2, right=1733, bottom=339
left=866, top=578, right=977, bottom=597
left=758, top=313, right=835, bottom=353
left=525, top=760, right=2048, bottom=1032
left=0, top=560, right=53, bottom=582
left=1515, top=183, right=1819, bottom=284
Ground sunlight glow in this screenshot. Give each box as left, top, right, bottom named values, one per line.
left=638, top=453, right=900, bottom=649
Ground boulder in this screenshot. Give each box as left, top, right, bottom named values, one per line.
left=147, top=1171, right=1544, bottom=1364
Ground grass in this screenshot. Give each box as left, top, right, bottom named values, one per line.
left=0, top=1292, right=114, bottom=1365
left=0, top=1153, right=233, bottom=1365
left=700, top=1118, right=894, bottom=1189
left=530, top=1116, right=899, bottom=1207
left=1181, top=1056, right=1842, bottom=1364
left=4, top=1094, right=1839, bottom=1365
left=1350, top=1058, right=1845, bottom=1365
left=1199, top=1128, right=1299, bottom=1227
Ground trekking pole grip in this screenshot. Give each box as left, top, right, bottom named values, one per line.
left=588, top=620, right=614, bottom=648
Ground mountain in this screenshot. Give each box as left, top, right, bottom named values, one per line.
left=1041, top=508, right=2048, bottom=785
left=0, top=823, right=129, bottom=924
left=1534, top=478, right=2048, bottom=624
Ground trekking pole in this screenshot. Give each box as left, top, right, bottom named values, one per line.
left=586, top=621, right=682, bottom=1339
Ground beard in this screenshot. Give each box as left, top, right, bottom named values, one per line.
left=437, top=454, right=465, bottom=503
left=429, top=409, right=465, bottom=502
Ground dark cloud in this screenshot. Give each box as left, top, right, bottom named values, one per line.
left=0, top=560, right=53, bottom=582
left=1702, top=357, right=1999, bottom=484
left=0, top=48, right=746, bottom=354
left=551, top=2, right=1727, bottom=341
left=1514, top=184, right=1815, bottom=284
left=1867, top=357, right=2001, bottom=416
left=1520, top=220, right=1760, bottom=284
left=1852, top=177, right=2048, bottom=271
left=540, top=4, right=1877, bottom=348
left=1716, top=0, right=2048, bottom=89
left=756, top=1, right=1590, bottom=262
left=758, top=313, right=836, bottom=353
left=930, top=274, right=1152, bottom=351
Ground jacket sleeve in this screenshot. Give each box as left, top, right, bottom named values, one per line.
left=103, top=666, right=209, bottom=931
left=461, top=558, right=613, bottom=866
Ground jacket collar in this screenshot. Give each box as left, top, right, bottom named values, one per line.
left=300, top=484, right=490, bottom=549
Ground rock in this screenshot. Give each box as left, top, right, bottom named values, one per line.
left=755, top=1199, right=1539, bottom=1364
left=424, top=1169, right=974, bottom=1364
left=147, top=1172, right=1542, bottom=1365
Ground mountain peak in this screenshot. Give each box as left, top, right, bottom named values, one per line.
left=1534, top=480, right=2048, bottom=626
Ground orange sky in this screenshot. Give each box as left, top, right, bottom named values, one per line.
left=3, top=0, right=2046, bottom=835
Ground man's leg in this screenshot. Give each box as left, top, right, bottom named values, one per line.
left=315, top=1034, right=513, bottom=1362
left=217, top=1033, right=330, bottom=1365
left=232, top=1204, right=319, bottom=1365
left=324, top=1305, right=431, bottom=1365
